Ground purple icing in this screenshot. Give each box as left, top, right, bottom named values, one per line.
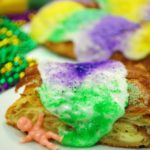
left=89, top=16, right=139, bottom=51
left=41, top=62, right=103, bottom=87
left=39, top=60, right=122, bottom=87
left=66, top=61, right=107, bottom=78
left=74, top=16, right=139, bottom=62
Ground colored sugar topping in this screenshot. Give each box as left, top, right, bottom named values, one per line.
left=31, top=1, right=150, bottom=61
left=121, top=23, right=150, bottom=60
left=74, top=16, right=139, bottom=61
left=49, top=9, right=107, bottom=42
left=38, top=61, right=128, bottom=147
left=98, top=0, right=150, bottom=22
left=31, top=1, right=84, bottom=43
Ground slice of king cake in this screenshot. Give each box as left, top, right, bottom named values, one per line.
left=6, top=60, right=150, bottom=148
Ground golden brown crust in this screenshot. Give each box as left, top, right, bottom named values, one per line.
left=101, top=64, right=150, bottom=148
left=15, top=65, right=41, bottom=91
left=111, top=52, right=150, bottom=72
left=5, top=64, right=150, bottom=148
left=44, top=42, right=76, bottom=59
left=100, top=121, right=150, bottom=148
left=78, top=1, right=100, bottom=8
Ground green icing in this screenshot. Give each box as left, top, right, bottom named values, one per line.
left=49, top=9, right=107, bottom=42
left=59, top=100, right=123, bottom=147
left=96, top=0, right=109, bottom=9
left=38, top=80, right=127, bottom=147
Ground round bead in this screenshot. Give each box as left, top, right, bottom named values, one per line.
left=12, top=38, right=19, bottom=45
left=5, top=71, right=12, bottom=77
left=14, top=61, right=19, bottom=66
left=7, top=77, right=14, bottom=85
left=0, top=78, right=6, bottom=85
left=14, top=56, right=20, bottom=62
left=0, top=41, right=6, bottom=47
left=11, top=35, right=17, bottom=39
left=5, top=62, right=13, bottom=71
left=20, top=63, right=27, bottom=70
left=19, top=60, right=23, bottom=64
left=2, top=38, right=9, bottom=45
left=13, top=73, right=19, bottom=80
left=15, top=67, right=22, bottom=73
left=0, top=67, right=6, bottom=74
left=1, top=27, right=7, bottom=34
left=6, top=31, right=13, bottom=36
left=19, top=72, right=25, bottom=79
left=29, top=62, right=36, bottom=67
left=7, top=55, right=14, bottom=62
left=3, top=83, right=9, bottom=89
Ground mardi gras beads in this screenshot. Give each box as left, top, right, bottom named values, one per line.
left=0, top=17, right=36, bottom=67
left=0, top=17, right=36, bottom=55
left=0, top=17, right=36, bottom=92
left=0, top=56, right=36, bottom=93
